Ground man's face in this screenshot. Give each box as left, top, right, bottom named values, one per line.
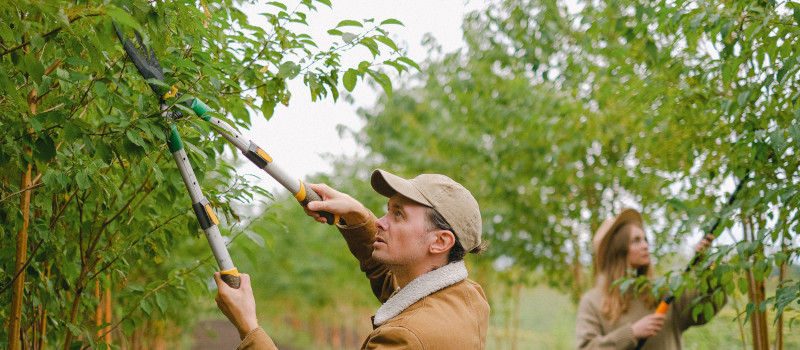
left=373, top=194, right=433, bottom=266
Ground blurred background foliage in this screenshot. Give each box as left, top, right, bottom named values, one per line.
left=1, top=0, right=799, bottom=349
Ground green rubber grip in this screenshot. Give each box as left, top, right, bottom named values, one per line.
left=167, top=125, right=183, bottom=152
left=190, top=98, right=212, bottom=119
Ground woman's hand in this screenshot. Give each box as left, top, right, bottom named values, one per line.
left=632, top=313, right=666, bottom=339
left=694, top=233, right=715, bottom=253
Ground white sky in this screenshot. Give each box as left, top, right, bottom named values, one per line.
left=232, top=0, right=486, bottom=196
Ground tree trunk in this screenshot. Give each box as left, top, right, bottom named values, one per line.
left=38, top=264, right=51, bottom=350
left=63, top=269, right=87, bottom=350
left=774, top=237, right=787, bottom=350
left=104, top=282, right=112, bottom=345
left=8, top=92, right=35, bottom=350
left=743, top=218, right=769, bottom=350
left=95, top=280, right=103, bottom=337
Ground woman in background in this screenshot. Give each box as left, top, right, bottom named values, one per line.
left=575, top=209, right=720, bottom=350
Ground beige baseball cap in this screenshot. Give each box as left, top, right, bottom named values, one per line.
left=370, top=169, right=482, bottom=252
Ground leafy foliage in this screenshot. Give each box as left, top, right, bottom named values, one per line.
left=0, top=0, right=411, bottom=348
left=354, top=0, right=799, bottom=333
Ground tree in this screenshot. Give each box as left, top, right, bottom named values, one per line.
left=354, top=0, right=799, bottom=347
left=0, top=0, right=412, bottom=348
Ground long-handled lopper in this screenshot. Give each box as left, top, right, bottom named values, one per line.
left=634, top=173, right=749, bottom=349
left=115, top=23, right=339, bottom=288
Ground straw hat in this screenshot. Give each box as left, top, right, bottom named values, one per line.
left=592, top=208, right=643, bottom=270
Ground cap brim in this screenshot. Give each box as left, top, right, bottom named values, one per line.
left=371, top=169, right=432, bottom=207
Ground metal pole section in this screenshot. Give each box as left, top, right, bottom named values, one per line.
left=189, top=100, right=338, bottom=225
left=167, top=124, right=240, bottom=287
left=205, top=116, right=301, bottom=194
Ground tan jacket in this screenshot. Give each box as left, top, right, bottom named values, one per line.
left=575, top=285, right=723, bottom=350
left=239, top=211, right=490, bottom=350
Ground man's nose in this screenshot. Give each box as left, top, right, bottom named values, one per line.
left=375, top=215, right=387, bottom=231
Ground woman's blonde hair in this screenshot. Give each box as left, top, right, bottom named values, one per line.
left=598, top=223, right=657, bottom=324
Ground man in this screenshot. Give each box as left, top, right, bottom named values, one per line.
left=214, top=169, right=490, bottom=349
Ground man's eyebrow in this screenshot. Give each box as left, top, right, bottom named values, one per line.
left=388, top=202, right=404, bottom=211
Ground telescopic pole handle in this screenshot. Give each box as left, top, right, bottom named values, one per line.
left=220, top=271, right=241, bottom=289
left=295, top=181, right=341, bottom=225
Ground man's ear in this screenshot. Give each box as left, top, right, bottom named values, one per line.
left=429, top=230, right=456, bottom=254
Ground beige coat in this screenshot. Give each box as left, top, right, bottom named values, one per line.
left=575, top=285, right=722, bottom=350
left=239, top=211, right=490, bottom=350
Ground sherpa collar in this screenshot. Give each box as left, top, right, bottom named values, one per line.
left=372, top=260, right=468, bottom=327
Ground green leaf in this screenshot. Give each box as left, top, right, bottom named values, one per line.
left=244, top=229, right=265, bottom=247
left=140, top=298, right=152, bottom=316
left=788, top=124, right=800, bottom=146
left=265, top=2, right=287, bottom=10
left=368, top=71, right=392, bottom=98
left=794, top=6, right=800, bottom=25
left=126, top=129, right=145, bottom=147
left=397, top=57, right=420, bottom=71
left=67, top=323, right=82, bottom=336
left=618, top=278, right=635, bottom=293
left=155, top=292, right=168, bottom=313
left=342, top=32, right=357, bottom=44
left=30, top=35, right=45, bottom=52
left=65, top=56, right=90, bottom=67
left=107, top=6, right=141, bottom=31
left=278, top=61, right=300, bottom=79
left=76, top=170, right=91, bottom=190
left=33, top=135, right=56, bottom=161
left=380, top=18, right=404, bottom=26
left=22, top=54, right=45, bottom=84
left=703, top=302, right=714, bottom=322
left=737, top=90, right=750, bottom=106
left=689, top=12, right=705, bottom=29
left=374, top=36, right=398, bottom=51
left=343, top=69, right=357, bottom=91
left=336, top=20, right=362, bottom=28
left=770, top=129, right=786, bottom=154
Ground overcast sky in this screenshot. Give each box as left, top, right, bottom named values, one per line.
left=232, top=0, right=486, bottom=195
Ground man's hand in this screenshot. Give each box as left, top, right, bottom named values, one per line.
left=214, top=272, right=259, bottom=340
left=694, top=233, right=715, bottom=253
left=632, top=313, right=666, bottom=339
left=304, top=183, right=370, bottom=225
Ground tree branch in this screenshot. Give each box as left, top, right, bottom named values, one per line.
left=0, top=13, right=101, bottom=58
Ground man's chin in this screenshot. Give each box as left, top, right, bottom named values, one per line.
left=371, top=251, right=388, bottom=264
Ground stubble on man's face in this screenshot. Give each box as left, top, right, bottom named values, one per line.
left=372, top=194, right=431, bottom=268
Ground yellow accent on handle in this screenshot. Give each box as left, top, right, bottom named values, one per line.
left=220, top=268, right=239, bottom=277
left=334, top=214, right=340, bottom=224
left=256, top=148, right=273, bottom=163
left=162, top=85, right=178, bottom=99
left=655, top=301, right=670, bottom=314
left=294, top=180, right=307, bottom=201
left=205, top=204, right=220, bottom=225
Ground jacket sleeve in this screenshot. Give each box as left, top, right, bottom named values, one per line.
left=337, top=211, right=398, bottom=303
left=672, top=288, right=727, bottom=330
left=237, top=327, right=279, bottom=350
left=575, top=294, right=636, bottom=350
left=362, top=326, right=424, bottom=350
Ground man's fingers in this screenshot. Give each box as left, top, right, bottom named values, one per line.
left=213, top=272, right=225, bottom=288
left=239, top=273, right=251, bottom=289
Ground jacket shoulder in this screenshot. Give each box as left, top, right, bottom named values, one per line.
left=379, top=279, right=489, bottom=349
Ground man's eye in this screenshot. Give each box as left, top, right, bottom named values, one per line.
left=395, top=211, right=403, bottom=218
